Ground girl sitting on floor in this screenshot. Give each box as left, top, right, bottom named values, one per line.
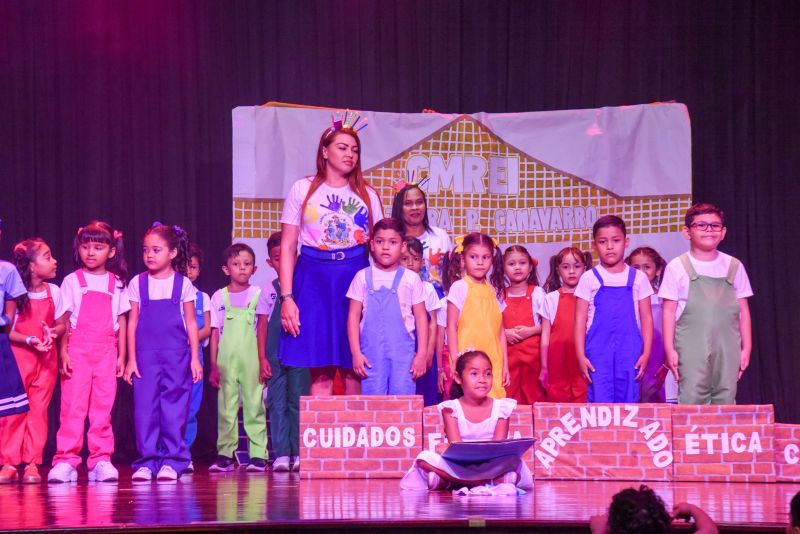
left=400, top=350, right=533, bottom=491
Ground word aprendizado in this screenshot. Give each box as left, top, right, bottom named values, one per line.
left=535, top=405, right=673, bottom=469
left=303, top=426, right=416, bottom=449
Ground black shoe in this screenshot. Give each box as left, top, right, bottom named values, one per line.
left=246, top=458, right=267, bottom=472
left=208, top=456, right=235, bottom=473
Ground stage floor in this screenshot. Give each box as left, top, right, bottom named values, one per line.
left=0, top=466, right=795, bottom=532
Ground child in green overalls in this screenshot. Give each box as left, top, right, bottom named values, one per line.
left=208, top=243, right=273, bottom=472
left=659, top=203, right=753, bottom=405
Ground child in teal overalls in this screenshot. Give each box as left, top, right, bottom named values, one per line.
left=347, top=218, right=429, bottom=394
left=574, top=215, right=654, bottom=403
left=659, top=203, right=753, bottom=405
left=184, top=243, right=211, bottom=461
left=208, top=243, right=272, bottom=472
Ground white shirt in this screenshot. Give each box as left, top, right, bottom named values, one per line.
left=195, top=289, right=211, bottom=347
left=446, top=279, right=507, bottom=312
left=503, top=285, right=546, bottom=326
left=12, top=284, right=66, bottom=330
left=658, top=251, right=752, bottom=320
left=61, top=271, right=131, bottom=332
left=127, top=273, right=196, bottom=308
left=438, top=397, right=517, bottom=441
left=281, top=177, right=384, bottom=249
left=422, top=281, right=442, bottom=314
left=209, top=285, right=276, bottom=335
left=574, top=265, right=653, bottom=329
left=416, top=227, right=452, bottom=291
left=346, top=267, right=425, bottom=334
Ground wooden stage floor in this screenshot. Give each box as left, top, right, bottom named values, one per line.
left=0, top=466, right=795, bottom=532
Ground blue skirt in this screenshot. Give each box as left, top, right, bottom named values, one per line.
left=278, top=245, right=368, bottom=369
left=0, top=332, right=29, bottom=417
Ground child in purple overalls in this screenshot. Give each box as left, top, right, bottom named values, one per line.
left=574, top=216, right=654, bottom=403
left=125, top=223, right=201, bottom=481
left=346, top=218, right=428, bottom=394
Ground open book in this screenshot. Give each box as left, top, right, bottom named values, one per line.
left=442, top=438, right=536, bottom=464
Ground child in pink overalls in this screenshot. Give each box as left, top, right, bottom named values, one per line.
left=49, top=221, right=130, bottom=483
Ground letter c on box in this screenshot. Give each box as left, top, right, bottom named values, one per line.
left=785, top=443, right=800, bottom=465
left=303, top=428, right=317, bottom=448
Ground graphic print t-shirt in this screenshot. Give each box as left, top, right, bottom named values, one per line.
left=281, top=177, right=384, bottom=250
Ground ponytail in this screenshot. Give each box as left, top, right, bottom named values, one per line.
left=11, top=238, right=47, bottom=314
left=144, top=222, right=191, bottom=276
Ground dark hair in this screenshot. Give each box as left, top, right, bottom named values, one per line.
left=607, top=485, right=672, bottom=534
left=404, top=236, right=423, bottom=257
left=223, top=243, right=256, bottom=265
left=685, top=202, right=725, bottom=227
left=503, top=245, right=539, bottom=287
left=443, top=250, right=462, bottom=292
left=187, top=242, right=204, bottom=267
left=372, top=217, right=404, bottom=237
left=266, top=231, right=282, bottom=254
left=300, top=128, right=377, bottom=232
left=543, top=247, right=592, bottom=292
left=448, top=350, right=492, bottom=399
left=625, top=247, right=667, bottom=290
left=391, top=184, right=432, bottom=234
left=791, top=491, right=800, bottom=528
left=74, top=220, right=128, bottom=281
left=460, top=233, right=505, bottom=297
left=592, top=215, right=627, bottom=237
left=12, top=238, right=47, bottom=314
left=144, top=222, right=191, bottom=276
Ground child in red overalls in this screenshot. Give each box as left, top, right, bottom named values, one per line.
left=540, top=247, right=592, bottom=403
left=0, top=239, right=66, bottom=483
left=501, top=245, right=546, bottom=405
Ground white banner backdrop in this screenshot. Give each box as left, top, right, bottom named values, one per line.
left=232, top=102, right=691, bottom=289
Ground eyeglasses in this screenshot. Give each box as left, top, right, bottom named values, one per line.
left=690, top=222, right=724, bottom=232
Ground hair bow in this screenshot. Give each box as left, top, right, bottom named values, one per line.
left=113, top=230, right=123, bottom=240
left=151, top=221, right=163, bottom=228
left=76, top=226, right=84, bottom=236
left=452, top=235, right=500, bottom=254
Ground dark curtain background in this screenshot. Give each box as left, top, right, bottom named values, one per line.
left=1, top=0, right=799, bottom=462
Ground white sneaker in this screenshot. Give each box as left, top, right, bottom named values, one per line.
left=290, top=456, right=300, bottom=472
left=156, top=465, right=178, bottom=481
left=132, top=467, right=153, bottom=481
left=88, top=461, right=119, bottom=482
left=47, top=462, right=77, bottom=483
left=272, top=456, right=290, bottom=472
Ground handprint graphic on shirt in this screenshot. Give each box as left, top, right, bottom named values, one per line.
left=342, top=198, right=360, bottom=215
left=303, top=202, right=320, bottom=224
left=428, top=248, right=443, bottom=267
left=354, top=207, right=369, bottom=231
left=321, top=194, right=342, bottom=212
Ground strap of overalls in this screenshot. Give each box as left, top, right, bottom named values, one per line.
left=43, top=281, right=52, bottom=300
left=725, top=257, right=740, bottom=285
left=390, top=267, right=405, bottom=293
left=525, top=284, right=535, bottom=298
left=246, top=289, right=261, bottom=325
left=139, top=273, right=150, bottom=306
left=626, top=266, right=636, bottom=288
left=170, top=273, right=183, bottom=305
left=196, top=290, right=203, bottom=315
left=75, top=269, right=88, bottom=293
left=591, top=267, right=605, bottom=286
left=679, top=253, right=699, bottom=281
left=222, top=288, right=233, bottom=319
left=106, top=272, right=115, bottom=295
left=365, top=267, right=374, bottom=293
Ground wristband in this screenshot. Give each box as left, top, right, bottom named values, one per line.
left=25, top=336, right=35, bottom=346
left=279, top=294, right=294, bottom=303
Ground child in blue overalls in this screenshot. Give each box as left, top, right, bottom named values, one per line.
left=125, top=223, right=201, bottom=481
left=346, top=218, right=428, bottom=394
left=183, top=243, right=211, bottom=465
left=574, top=215, right=654, bottom=403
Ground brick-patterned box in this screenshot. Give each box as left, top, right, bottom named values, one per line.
left=533, top=403, right=673, bottom=481
left=774, top=423, right=800, bottom=482
left=671, top=404, right=775, bottom=482
left=421, top=404, right=536, bottom=471
left=299, top=395, right=422, bottom=479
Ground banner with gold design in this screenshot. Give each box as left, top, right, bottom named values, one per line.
left=232, top=102, right=691, bottom=288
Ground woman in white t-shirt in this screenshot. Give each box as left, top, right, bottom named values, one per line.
left=278, top=123, right=384, bottom=395
left=391, top=184, right=452, bottom=297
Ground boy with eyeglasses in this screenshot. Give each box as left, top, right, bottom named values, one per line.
left=659, top=203, right=753, bottom=404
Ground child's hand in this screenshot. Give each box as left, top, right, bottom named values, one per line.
left=502, top=366, right=510, bottom=387
left=738, top=349, right=751, bottom=380
left=435, top=441, right=449, bottom=455
left=578, top=356, right=595, bottom=383
left=42, top=321, right=58, bottom=342
left=505, top=328, right=522, bottom=344
left=191, top=358, right=203, bottom=384
left=60, top=352, right=73, bottom=378
left=30, top=336, right=50, bottom=352
left=124, top=360, right=140, bottom=385
left=410, top=353, right=426, bottom=380
left=259, top=358, right=272, bottom=383
left=116, top=356, right=125, bottom=378
left=210, top=364, right=221, bottom=388
left=539, top=367, right=549, bottom=389
left=438, top=369, right=448, bottom=394
left=352, top=352, right=371, bottom=378
left=634, top=353, right=649, bottom=381
left=665, top=349, right=680, bottom=381
left=515, top=325, right=535, bottom=341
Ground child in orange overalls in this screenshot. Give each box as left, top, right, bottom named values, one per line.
left=501, top=245, right=546, bottom=405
